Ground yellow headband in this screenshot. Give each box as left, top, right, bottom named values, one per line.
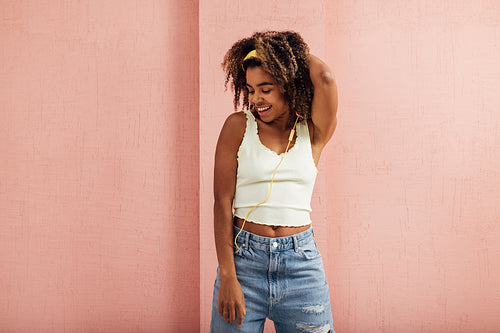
left=242, top=49, right=259, bottom=70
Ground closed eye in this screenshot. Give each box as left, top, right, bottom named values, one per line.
left=246, top=82, right=274, bottom=94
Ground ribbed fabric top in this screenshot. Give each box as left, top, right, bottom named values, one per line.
left=233, top=110, right=318, bottom=227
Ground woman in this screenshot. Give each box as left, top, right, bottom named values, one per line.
left=211, top=31, right=338, bottom=333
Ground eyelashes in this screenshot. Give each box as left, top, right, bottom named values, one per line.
left=248, top=89, right=271, bottom=94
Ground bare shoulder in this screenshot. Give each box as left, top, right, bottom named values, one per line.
left=223, top=111, right=247, bottom=132
left=216, top=111, right=247, bottom=152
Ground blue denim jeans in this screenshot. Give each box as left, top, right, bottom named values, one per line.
left=210, top=226, right=334, bottom=333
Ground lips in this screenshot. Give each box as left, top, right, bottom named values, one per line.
left=256, top=105, right=272, bottom=116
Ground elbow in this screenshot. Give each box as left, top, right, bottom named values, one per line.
left=213, top=196, right=225, bottom=210
left=311, top=69, right=337, bottom=97
left=308, top=55, right=335, bottom=85
left=213, top=195, right=233, bottom=212
left=318, top=70, right=336, bottom=87
left=309, top=59, right=335, bottom=86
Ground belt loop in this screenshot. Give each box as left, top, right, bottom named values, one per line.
left=244, top=232, right=250, bottom=250
left=293, top=235, right=299, bottom=252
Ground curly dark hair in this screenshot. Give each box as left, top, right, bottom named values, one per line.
left=222, top=31, right=313, bottom=125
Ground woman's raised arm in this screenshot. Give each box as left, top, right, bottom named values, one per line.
left=308, top=54, right=338, bottom=147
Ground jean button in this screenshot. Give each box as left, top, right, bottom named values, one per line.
left=272, top=241, right=278, bottom=248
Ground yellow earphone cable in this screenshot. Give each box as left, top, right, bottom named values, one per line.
left=234, top=116, right=300, bottom=250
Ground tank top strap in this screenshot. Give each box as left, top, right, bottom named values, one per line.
left=240, top=109, right=259, bottom=146
left=296, top=118, right=311, bottom=147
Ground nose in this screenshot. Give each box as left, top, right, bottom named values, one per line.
left=250, top=91, right=263, bottom=105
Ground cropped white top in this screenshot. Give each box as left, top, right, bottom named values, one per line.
left=233, top=110, right=318, bottom=227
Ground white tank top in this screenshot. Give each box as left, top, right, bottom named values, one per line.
left=233, top=110, right=318, bottom=227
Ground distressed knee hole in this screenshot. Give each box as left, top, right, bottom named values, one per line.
left=302, top=304, right=325, bottom=314
left=296, top=322, right=331, bottom=333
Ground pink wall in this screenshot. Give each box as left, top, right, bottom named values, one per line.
left=0, top=1, right=199, bottom=332
left=324, top=1, right=500, bottom=332
left=1, top=1, right=499, bottom=332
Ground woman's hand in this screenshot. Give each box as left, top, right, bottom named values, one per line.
left=218, top=277, right=246, bottom=327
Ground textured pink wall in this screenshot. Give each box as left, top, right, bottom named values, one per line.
left=325, top=1, right=500, bottom=332
left=2, top=1, right=499, bottom=332
left=0, top=1, right=199, bottom=332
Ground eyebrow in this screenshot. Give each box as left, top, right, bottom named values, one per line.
left=246, top=82, right=274, bottom=88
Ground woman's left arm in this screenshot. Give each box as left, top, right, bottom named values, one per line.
left=308, top=54, right=338, bottom=147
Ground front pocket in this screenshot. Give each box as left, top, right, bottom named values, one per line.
left=298, top=239, right=321, bottom=260
left=234, top=244, right=257, bottom=259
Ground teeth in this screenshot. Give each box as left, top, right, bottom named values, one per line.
left=256, top=105, right=271, bottom=112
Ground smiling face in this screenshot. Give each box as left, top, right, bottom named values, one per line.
left=245, top=66, right=290, bottom=124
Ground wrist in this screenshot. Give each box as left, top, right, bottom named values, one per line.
left=219, top=269, right=238, bottom=282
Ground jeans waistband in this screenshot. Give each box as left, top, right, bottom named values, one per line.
left=233, top=225, right=315, bottom=252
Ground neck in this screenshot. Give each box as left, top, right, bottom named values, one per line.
left=271, top=112, right=293, bottom=131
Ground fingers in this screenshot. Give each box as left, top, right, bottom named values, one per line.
left=218, top=301, right=234, bottom=323
left=218, top=302, right=246, bottom=326
left=222, top=305, right=231, bottom=323
left=218, top=300, right=224, bottom=317
left=237, top=303, right=246, bottom=327
left=229, top=306, right=236, bottom=324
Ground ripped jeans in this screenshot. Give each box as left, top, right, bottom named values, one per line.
left=210, top=226, right=335, bottom=333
